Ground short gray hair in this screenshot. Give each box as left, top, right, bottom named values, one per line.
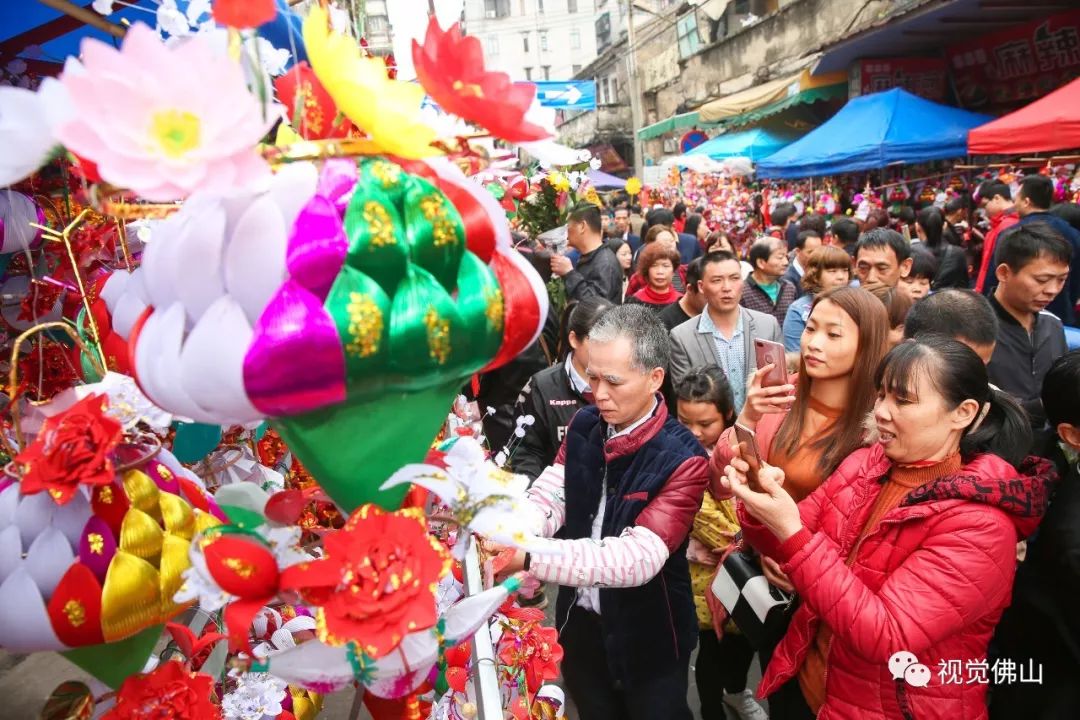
left=587, top=304, right=670, bottom=372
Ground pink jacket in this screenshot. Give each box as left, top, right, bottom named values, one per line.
left=740, top=444, right=1055, bottom=719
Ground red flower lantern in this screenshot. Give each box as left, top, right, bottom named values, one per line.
left=17, top=394, right=123, bottom=504
left=412, top=18, right=549, bottom=143
left=212, top=0, right=276, bottom=29
left=280, top=504, right=451, bottom=658
left=103, top=660, right=221, bottom=720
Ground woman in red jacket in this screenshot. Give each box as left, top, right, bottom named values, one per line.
left=717, top=336, right=1055, bottom=720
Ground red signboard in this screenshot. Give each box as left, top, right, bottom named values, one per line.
left=856, top=58, right=947, bottom=101
left=948, top=9, right=1080, bottom=113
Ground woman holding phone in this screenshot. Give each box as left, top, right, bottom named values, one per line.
left=710, top=287, right=890, bottom=594
left=717, top=336, right=1051, bottom=719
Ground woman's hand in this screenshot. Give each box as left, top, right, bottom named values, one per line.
left=719, top=451, right=802, bottom=543
left=761, top=555, right=795, bottom=593
left=740, top=365, right=796, bottom=425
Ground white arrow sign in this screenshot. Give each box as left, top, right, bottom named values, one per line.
left=539, top=86, right=584, bottom=105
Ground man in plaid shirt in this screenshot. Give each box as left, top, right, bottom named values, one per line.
left=741, top=237, right=797, bottom=326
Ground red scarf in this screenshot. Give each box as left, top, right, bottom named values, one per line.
left=633, top=284, right=681, bottom=305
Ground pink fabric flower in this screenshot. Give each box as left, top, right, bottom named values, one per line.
left=54, top=24, right=274, bottom=201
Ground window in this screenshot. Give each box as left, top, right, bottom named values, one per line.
left=485, top=36, right=499, bottom=55
left=484, top=0, right=510, bottom=18
left=595, top=12, right=611, bottom=51
left=734, top=0, right=750, bottom=13
left=568, top=0, right=578, bottom=11
left=537, top=0, right=544, bottom=13
left=542, top=65, right=551, bottom=80
left=570, top=28, right=581, bottom=49
left=677, top=12, right=701, bottom=59
left=610, top=77, right=619, bottom=101
left=522, top=32, right=530, bottom=52
left=573, top=64, right=582, bottom=74
left=367, top=15, right=388, bottom=33
left=540, top=31, right=548, bottom=51
left=524, top=67, right=533, bottom=81
left=600, top=77, right=610, bottom=104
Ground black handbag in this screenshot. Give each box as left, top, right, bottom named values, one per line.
left=710, top=545, right=794, bottom=651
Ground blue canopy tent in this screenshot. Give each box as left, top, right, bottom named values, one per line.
left=685, top=127, right=797, bottom=162
left=587, top=169, right=627, bottom=189
left=756, top=88, right=991, bottom=179
left=0, top=0, right=306, bottom=78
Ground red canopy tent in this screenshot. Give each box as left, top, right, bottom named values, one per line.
left=968, top=77, right=1080, bottom=155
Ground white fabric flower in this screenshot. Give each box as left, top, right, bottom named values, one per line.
left=0, top=84, right=61, bottom=187
left=157, top=0, right=193, bottom=36
left=262, top=526, right=311, bottom=568
left=174, top=544, right=234, bottom=611
left=222, top=671, right=287, bottom=720
left=91, top=0, right=114, bottom=15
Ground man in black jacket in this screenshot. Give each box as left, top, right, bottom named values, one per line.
left=987, top=223, right=1070, bottom=444
left=551, top=203, right=623, bottom=305
left=503, top=298, right=615, bottom=480
left=991, top=349, right=1080, bottom=720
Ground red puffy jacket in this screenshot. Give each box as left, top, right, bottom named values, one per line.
left=734, top=443, right=1056, bottom=720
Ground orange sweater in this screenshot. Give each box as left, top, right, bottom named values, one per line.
left=768, top=396, right=842, bottom=503
left=796, top=453, right=963, bottom=713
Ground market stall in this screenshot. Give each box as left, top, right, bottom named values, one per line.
left=967, top=76, right=1080, bottom=155
left=756, top=88, right=991, bottom=179
left=684, top=127, right=798, bottom=163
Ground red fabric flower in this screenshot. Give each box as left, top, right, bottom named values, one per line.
left=273, top=62, right=355, bottom=140
left=17, top=394, right=123, bottom=504
left=412, top=18, right=549, bottom=143
left=280, top=505, right=450, bottom=658
left=497, top=617, right=563, bottom=694
left=212, top=0, right=276, bottom=29
left=16, top=339, right=79, bottom=401
left=104, top=660, right=221, bottom=720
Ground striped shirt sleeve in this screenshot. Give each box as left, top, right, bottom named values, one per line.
left=527, top=525, right=669, bottom=588
left=524, top=463, right=566, bottom=538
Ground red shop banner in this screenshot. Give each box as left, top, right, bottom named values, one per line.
left=948, top=9, right=1080, bottom=113
left=855, top=58, right=947, bottom=101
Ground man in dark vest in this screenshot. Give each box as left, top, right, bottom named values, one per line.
left=499, top=304, right=709, bottom=720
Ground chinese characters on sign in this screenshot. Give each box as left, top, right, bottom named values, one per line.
left=948, top=9, right=1080, bottom=113
left=855, top=58, right=947, bottom=101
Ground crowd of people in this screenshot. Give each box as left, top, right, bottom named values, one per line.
left=474, top=173, right=1079, bottom=720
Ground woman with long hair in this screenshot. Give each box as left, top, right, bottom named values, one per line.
left=685, top=213, right=709, bottom=251
left=675, top=369, right=767, bottom=720
left=718, top=336, right=1052, bottom=719
left=711, top=287, right=890, bottom=603
left=916, top=206, right=969, bottom=289
left=782, top=246, right=852, bottom=351
left=607, top=238, right=633, bottom=302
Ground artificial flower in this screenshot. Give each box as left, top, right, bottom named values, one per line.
left=625, top=176, right=643, bottom=196
left=303, top=5, right=438, bottom=159
left=279, top=504, right=451, bottom=658
left=222, top=670, right=288, bottom=720
left=54, top=23, right=274, bottom=201
left=496, top=616, right=563, bottom=694
left=273, top=62, right=353, bottom=140
left=17, top=394, right=123, bottom=504
left=104, top=660, right=222, bottom=720
left=213, top=0, right=277, bottom=29
left=380, top=437, right=553, bottom=555
left=0, top=84, right=63, bottom=186
left=412, top=18, right=549, bottom=143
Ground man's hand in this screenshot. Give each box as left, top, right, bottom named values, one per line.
left=550, top=254, right=574, bottom=277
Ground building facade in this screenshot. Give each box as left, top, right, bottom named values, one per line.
left=461, top=0, right=601, bottom=82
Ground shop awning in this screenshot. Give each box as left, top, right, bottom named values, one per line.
left=697, top=69, right=846, bottom=123
left=756, top=88, right=991, bottom=179
left=968, top=76, right=1080, bottom=155
left=685, top=127, right=798, bottom=162
left=637, top=111, right=717, bottom=141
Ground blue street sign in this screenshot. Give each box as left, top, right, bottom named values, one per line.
left=529, top=80, right=597, bottom=110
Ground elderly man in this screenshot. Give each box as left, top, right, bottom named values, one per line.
left=501, top=304, right=709, bottom=720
